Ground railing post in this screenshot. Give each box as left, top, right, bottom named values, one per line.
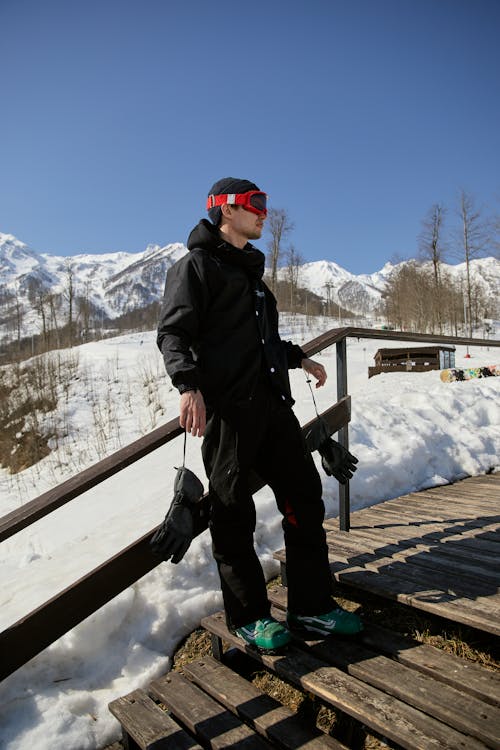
left=336, top=338, right=350, bottom=531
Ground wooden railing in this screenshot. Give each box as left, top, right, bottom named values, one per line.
left=1, top=327, right=498, bottom=681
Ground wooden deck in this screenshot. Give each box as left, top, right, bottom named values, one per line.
left=332, top=472, right=500, bottom=634
left=276, top=473, right=500, bottom=636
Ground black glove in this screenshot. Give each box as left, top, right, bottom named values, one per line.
left=150, top=467, right=204, bottom=563
left=318, top=438, right=359, bottom=484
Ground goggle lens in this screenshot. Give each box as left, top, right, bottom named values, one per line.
left=249, top=192, right=267, bottom=212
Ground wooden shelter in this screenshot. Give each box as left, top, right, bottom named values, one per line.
left=368, top=344, right=455, bottom=378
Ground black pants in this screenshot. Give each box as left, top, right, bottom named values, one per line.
left=201, top=384, right=333, bottom=630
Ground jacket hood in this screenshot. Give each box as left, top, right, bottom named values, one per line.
left=187, top=219, right=265, bottom=280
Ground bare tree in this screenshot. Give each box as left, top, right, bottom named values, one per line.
left=418, top=203, right=447, bottom=332
left=12, top=284, right=24, bottom=353
left=266, top=208, right=294, bottom=293
left=77, top=280, right=94, bottom=342
left=47, top=292, right=62, bottom=349
left=418, top=203, right=447, bottom=284
left=383, top=262, right=464, bottom=334
left=28, top=279, right=51, bottom=350
left=455, top=190, right=489, bottom=337
left=286, top=245, right=303, bottom=312
left=63, top=259, right=76, bottom=347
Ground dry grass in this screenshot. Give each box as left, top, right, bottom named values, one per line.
left=0, top=352, right=79, bottom=473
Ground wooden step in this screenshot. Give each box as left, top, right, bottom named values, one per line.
left=272, top=610, right=500, bottom=747
left=201, top=611, right=489, bottom=750
left=267, top=584, right=500, bottom=708
left=182, top=655, right=347, bottom=750
left=329, top=523, right=500, bottom=566
left=149, top=670, right=273, bottom=750
left=273, top=548, right=500, bottom=636
left=108, top=688, right=202, bottom=750
left=323, top=530, right=500, bottom=586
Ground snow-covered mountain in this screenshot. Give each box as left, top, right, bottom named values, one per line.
left=0, top=233, right=187, bottom=340
left=0, top=231, right=498, bottom=342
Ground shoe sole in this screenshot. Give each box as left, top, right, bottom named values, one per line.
left=287, top=621, right=363, bottom=637
left=234, top=634, right=291, bottom=655
left=245, top=642, right=290, bottom=656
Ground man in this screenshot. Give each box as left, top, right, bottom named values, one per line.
left=157, top=177, right=362, bottom=652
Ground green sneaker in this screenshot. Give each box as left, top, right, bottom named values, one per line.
left=235, top=616, right=291, bottom=652
left=287, top=607, right=363, bottom=636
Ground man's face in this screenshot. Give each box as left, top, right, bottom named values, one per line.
left=228, top=205, right=266, bottom=241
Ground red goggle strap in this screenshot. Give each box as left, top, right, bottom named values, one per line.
left=206, top=193, right=266, bottom=210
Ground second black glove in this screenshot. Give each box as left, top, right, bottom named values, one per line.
left=150, top=466, right=204, bottom=564
left=318, top=438, right=359, bottom=484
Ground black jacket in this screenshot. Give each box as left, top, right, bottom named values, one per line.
left=157, top=220, right=305, bottom=410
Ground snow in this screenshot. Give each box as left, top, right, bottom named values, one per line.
left=0, top=317, right=499, bottom=749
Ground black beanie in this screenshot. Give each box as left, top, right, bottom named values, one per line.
left=207, top=177, right=260, bottom=225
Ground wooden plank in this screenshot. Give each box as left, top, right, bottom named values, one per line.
left=331, top=516, right=500, bottom=554
left=332, top=523, right=500, bottom=564
left=149, top=671, right=272, bottom=750
left=428, top=481, right=500, bottom=494
left=302, top=326, right=499, bottom=359
left=327, top=547, right=500, bottom=614
left=108, top=688, right=202, bottom=750
left=421, top=488, right=500, bottom=505
left=350, top=499, right=500, bottom=527
left=388, top=494, right=500, bottom=527
left=359, top=623, right=500, bottom=708
left=394, top=487, right=499, bottom=507
left=462, top=476, right=500, bottom=488
left=366, top=485, right=500, bottom=506
left=405, top=504, right=498, bottom=520
left=276, top=548, right=500, bottom=635
left=324, top=540, right=500, bottom=594
left=275, top=544, right=500, bottom=605
left=183, top=656, right=347, bottom=750
left=346, top=526, right=500, bottom=570
left=332, top=526, right=500, bottom=569
left=327, top=563, right=500, bottom=635
left=201, top=612, right=488, bottom=750
left=267, top=583, right=500, bottom=707
left=0, top=417, right=183, bottom=542
left=423, top=481, right=500, bottom=495
left=329, top=518, right=500, bottom=558
left=325, top=531, right=500, bottom=586
left=267, top=611, right=500, bottom=748
left=0, top=530, right=158, bottom=681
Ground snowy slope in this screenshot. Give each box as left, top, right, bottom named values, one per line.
left=0, top=232, right=186, bottom=330
left=0, top=318, right=499, bottom=749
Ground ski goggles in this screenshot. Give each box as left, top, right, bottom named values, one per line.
left=206, top=191, right=268, bottom=217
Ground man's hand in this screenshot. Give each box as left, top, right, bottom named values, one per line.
left=301, top=358, right=327, bottom=388
left=180, top=389, right=206, bottom=437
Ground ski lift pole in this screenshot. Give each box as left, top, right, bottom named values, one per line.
left=336, top=337, right=350, bottom=531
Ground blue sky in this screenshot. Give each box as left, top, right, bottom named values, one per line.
left=1, top=0, right=499, bottom=273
